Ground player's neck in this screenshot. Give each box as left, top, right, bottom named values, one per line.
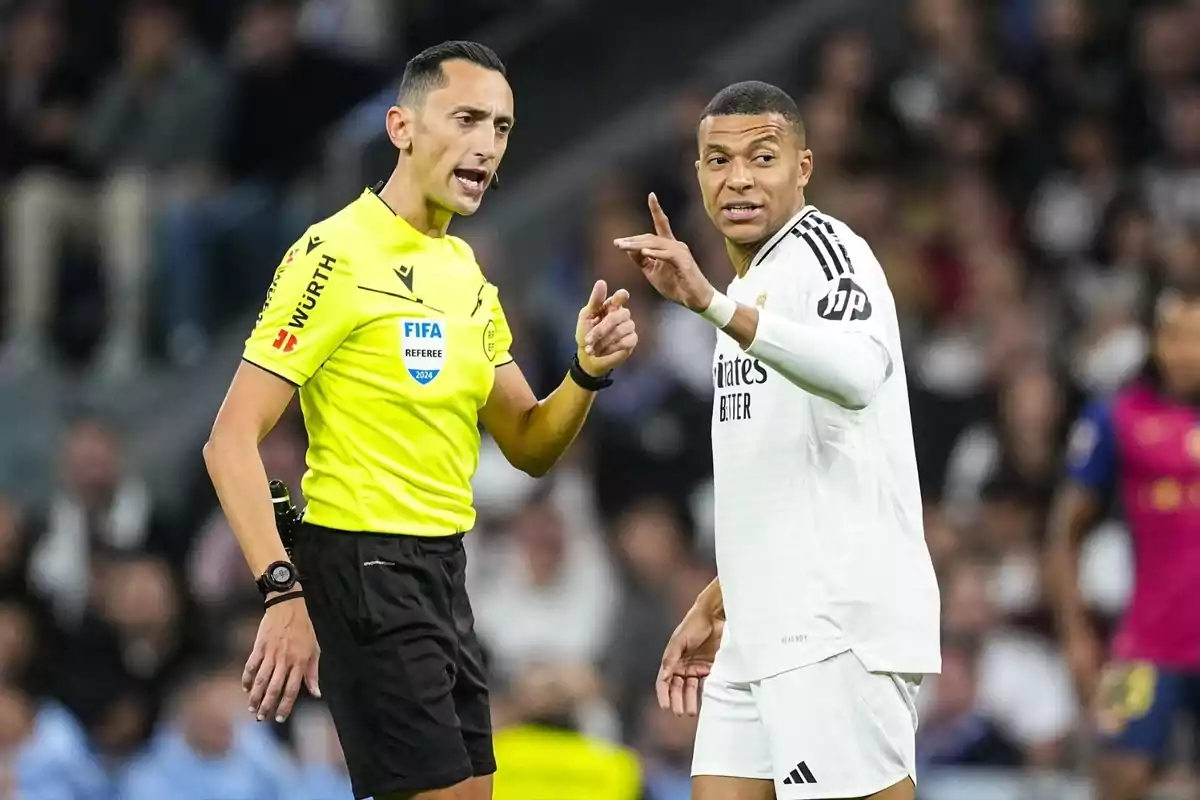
left=726, top=199, right=809, bottom=278
left=378, top=167, right=455, bottom=238
left=725, top=240, right=756, bottom=278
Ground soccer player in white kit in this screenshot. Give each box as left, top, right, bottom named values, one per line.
left=612, top=81, right=941, bottom=800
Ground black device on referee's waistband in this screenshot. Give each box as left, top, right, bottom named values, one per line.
left=257, top=480, right=304, bottom=600
left=269, top=479, right=303, bottom=559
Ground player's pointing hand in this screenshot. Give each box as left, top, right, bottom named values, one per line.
left=616, top=193, right=716, bottom=312
left=576, top=279, right=637, bottom=376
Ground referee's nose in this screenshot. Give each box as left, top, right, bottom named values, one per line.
left=469, top=121, right=502, bottom=165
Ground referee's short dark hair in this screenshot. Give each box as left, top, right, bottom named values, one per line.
left=701, top=80, right=805, bottom=141
left=397, top=40, right=506, bottom=106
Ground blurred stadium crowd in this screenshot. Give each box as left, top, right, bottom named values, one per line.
left=0, top=0, right=1196, bottom=797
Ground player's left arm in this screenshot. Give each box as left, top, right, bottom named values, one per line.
left=479, top=279, right=637, bottom=477
left=617, top=196, right=890, bottom=410
left=720, top=266, right=893, bottom=410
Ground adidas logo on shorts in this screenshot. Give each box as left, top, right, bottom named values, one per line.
left=782, top=761, right=817, bottom=785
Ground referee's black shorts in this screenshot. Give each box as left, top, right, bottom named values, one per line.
left=294, top=522, right=495, bottom=799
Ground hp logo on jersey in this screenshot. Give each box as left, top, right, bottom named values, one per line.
left=401, top=319, right=446, bottom=385
left=817, top=277, right=872, bottom=322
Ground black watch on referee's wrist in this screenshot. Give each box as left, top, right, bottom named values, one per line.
left=256, top=560, right=298, bottom=597
left=569, top=353, right=613, bottom=391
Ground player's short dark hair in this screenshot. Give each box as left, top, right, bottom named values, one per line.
left=397, top=40, right=506, bottom=106
left=700, top=80, right=805, bottom=141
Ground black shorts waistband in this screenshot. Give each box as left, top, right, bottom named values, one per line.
left=300, top=522, right=465, bottom=549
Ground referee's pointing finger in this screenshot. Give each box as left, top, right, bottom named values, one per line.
left=586, top=280, right=607, bottom=313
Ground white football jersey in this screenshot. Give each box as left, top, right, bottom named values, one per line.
left=710, top=205, right=941, bottom=683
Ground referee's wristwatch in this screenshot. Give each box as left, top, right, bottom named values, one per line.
left=256, top=560, right=298, bottom=597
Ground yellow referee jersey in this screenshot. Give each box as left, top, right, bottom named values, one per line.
left=243, top=187, right=513, bottom=536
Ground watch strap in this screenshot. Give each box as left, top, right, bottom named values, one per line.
left=264, top=590, right=305, bottom=609
left=569, top=354, right=613, bottom=391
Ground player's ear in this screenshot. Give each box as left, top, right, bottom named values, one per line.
left=796, top=148, right=813, bottom=191
left=386, top=106, right=414, bottom=153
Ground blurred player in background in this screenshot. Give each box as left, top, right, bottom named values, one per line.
left=615, top=81, right=940, bottom=800
left=205, top=41, right=637, bottom=800
left=1048, top=285, right=1200, bottom=800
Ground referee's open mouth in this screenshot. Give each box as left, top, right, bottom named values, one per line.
left=453, top=168, right=490, bottom=197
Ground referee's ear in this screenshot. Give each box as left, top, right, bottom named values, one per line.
left=386, top=106, right=414, bottom=152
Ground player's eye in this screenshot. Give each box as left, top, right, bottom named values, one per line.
left=754, top=154, right=776, bottom=164
left=455, top=114, right=475, bottom=127
left=707, top=156, right=728, bottom=166
left=495, top=122, right=512, bottom=135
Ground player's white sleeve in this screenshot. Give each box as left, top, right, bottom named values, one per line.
left=744, top=218, right=894, bottom=410
left=744, top=313, right=891, bottom=410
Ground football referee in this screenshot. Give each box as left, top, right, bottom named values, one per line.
left=203, top=41, right=638, bottom=800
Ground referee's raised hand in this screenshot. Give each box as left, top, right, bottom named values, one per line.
left=577, top=279, right=638, bottom=374
left=243, top=594, right=320, bottom=723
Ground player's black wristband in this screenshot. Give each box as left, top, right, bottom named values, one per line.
left=263, top=589, right=305, bottom=609
left=569, top=353, right=613, bottom=391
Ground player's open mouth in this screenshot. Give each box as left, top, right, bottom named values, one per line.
left=453, top=168, right=488, bottom=194
left=722, top=203, right=762, bottom=222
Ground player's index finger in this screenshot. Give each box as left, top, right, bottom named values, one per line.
left=648, top=192, right=674, bottom=239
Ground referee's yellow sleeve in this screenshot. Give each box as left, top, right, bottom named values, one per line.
left=487, top=282, right=514, bottom=367
left=243, top=236, right=358, bottom=386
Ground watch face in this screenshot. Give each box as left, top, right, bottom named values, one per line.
left=270, top=564, right=293, bottom=584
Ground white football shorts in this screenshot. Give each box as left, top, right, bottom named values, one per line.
left=691, top=650, right=921, bottom=799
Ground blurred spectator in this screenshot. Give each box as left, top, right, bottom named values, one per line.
left=156, top=0, right=383, bottom=365
left=72, top=0, right=227, bottom=378
left=941, top=558, right=1077, bottom=767
left=0, top=684, right=107, bottom=800
left=602, top=498, right=692, bottom=737
left=916, top=634, right=1024, bottom=770
left=49, top=553, right=200, bottom=754
left=1028, top=112, right=1119, bottom=265
left=291, top=702, right=352, bottom=800
left=0, top=0, right=91, bottom=374
left=587, top=294, right=713, bottom=523
left=28, top=412, right=175, bottom=630
left=470, top=495, right=619, bottom=683
left=635, top=693, right=697, bottom=800
left=117, top=662, right=295, bottom=800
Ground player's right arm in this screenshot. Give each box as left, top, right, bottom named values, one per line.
left=204, top=233, right=356, bottom=722
left=1046, top=399, right=1117, bottom=702
left=657, top=578, right=724, bottom=717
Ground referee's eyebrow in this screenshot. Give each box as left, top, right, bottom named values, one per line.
left=452, top=104, right=514, bottom=129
